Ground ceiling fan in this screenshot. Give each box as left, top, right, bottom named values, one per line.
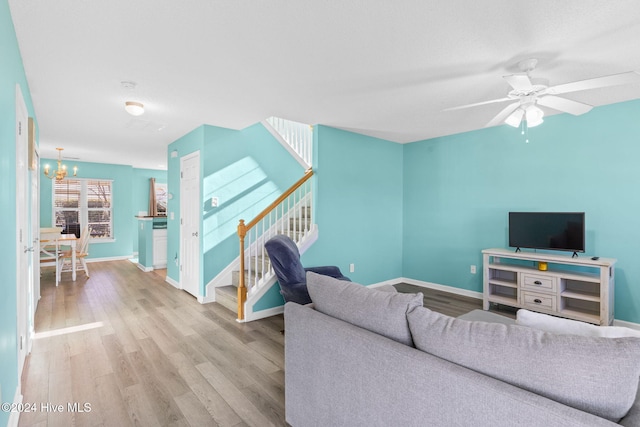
left=447, top=58, right=640, bottom=128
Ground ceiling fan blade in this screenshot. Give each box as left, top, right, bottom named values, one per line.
left=546, top=71, right=640, bottom=95
left=503, top=74, right=533, bottom=91
left=486, top=102, right=521, bottom=128
left=444, top=97, right=511, bottom=111
left=537, top=95, right=593, bottom=116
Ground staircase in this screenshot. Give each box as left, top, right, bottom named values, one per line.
left=213, top=168, right=315, bottom=321
left=210, top=117, right=315, bottom=322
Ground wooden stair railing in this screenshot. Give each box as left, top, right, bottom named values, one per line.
left=236, top=168, right=314, bottom=320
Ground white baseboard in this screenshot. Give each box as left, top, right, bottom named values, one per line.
left=391, top=277, right=483, bottom=300
left=368, top=278, right=403, bottom=289
left=200, top=293, right=216, bottom=304
left=87, top=255, right=135, bottom=263
left=136, top=263, right=153, bottom=272
left=165, top=276, right=180, bottom=289
left=614, top=318, right=640, bottom=330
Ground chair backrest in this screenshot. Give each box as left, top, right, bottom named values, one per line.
left=77, top=226, right=91, bottom=254
left=264, top=234, right=306, bottom=287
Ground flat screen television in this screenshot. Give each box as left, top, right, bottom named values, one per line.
left=508, top=212, right=585, bottom=254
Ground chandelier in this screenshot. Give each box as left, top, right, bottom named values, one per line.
left=43, top=148, right=77, bottom=181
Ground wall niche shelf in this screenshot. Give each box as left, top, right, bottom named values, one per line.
left=482, top=248, right=616, bottom=325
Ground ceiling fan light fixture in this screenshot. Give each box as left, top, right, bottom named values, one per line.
left=525, top=105, right=544, bottom=127
left=505, top=108, right=524, bottom=127
left=125, top=101, right=144, bottom=116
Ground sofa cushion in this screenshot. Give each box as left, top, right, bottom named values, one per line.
left=306, top=272, right=423, bottom=346
left=407, top=305, right=640, bottom=421
left=517, top=309, right=640, bottom=338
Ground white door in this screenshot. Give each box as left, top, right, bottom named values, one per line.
left=180, top=151, right=200, bottom=297
left=15, top=85, right=30, bottom=379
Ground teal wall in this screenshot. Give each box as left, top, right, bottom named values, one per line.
left=166, top=123, right=304, bottom=297
left=302, top=126, right=404, bottom=285
left=40, top=160, right=166, bottom=259
left=402, top=99, right=640, bottom=323
left=1, top=2, right=35, bottom=424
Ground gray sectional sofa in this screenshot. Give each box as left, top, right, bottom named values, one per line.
left=284, top=272, right=640, bottom=426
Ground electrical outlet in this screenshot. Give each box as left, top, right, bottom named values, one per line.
left=470, top=265, right=477, bottom=274
left=349, top=263, right=355, bottom=273
left=211, top=197, right=219, bottom=208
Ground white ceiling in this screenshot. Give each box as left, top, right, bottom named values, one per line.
left=9, top=0, right=640, bottom=170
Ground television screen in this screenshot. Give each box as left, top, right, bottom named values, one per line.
left=508, top=212, right=585, bottom=253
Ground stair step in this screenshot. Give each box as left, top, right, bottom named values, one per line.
left=246, top=255, right=271, bottom=273
left=232, top=270, right=264, bottom=287
left=215, top=285, right=238, bottom=313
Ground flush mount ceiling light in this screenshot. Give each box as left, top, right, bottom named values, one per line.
left=125, top=101, right=144, bottom=116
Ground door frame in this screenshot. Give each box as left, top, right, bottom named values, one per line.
left=15, top=84, right=30, bottom=387
left=179, top=151, right=201, bottom=298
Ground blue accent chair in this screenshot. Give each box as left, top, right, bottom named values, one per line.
left=264, top=234, right=350, bottom=305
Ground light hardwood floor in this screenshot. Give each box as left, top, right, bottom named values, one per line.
left=20, top=261, right=496, bottom=426
left=21, top=260, right=286, bottom=427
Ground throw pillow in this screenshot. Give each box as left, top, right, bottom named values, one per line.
left=407, top=305, right=640, bottom=421
left=516, top=309, right=640, bottom=338
left=306, top=272, right=423, bottom=346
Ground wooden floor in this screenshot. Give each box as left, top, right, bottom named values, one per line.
left=21, top=261, right=286, bottom=427
left=20, top=262, right=502, bottom=426
left=394, top=283, right=517, bottom=319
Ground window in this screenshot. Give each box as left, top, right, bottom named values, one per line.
left=53, top=179, right=113, bottom=240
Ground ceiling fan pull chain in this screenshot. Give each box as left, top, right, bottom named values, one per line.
left=520, top=120, right=530, bottom=143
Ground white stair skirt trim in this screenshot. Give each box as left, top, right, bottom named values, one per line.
left=261, top=119, right=309, bottom=169
left=241, top=304, right=284, bottom=323
left=205, top=255, right=239, bottom=295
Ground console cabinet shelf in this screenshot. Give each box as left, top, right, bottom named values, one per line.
left=482, top=248, right=616, bottom=325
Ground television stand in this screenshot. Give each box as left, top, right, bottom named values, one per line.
left=482, top=248, right=616, bottom=325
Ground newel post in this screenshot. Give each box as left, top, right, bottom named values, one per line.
left=237, top=219, right=247, bottom=321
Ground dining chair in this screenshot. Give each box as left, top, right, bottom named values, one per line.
left=58, top=226, right=92, bottom=279
left=39, top=228, right=62, bottom=286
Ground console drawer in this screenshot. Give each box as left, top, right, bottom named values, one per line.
left=522, top=291, right=556, bottom=311
left=522, top=274, right=556, bottom=292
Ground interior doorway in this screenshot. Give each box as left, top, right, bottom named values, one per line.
left=180, top=151, right=200, bottom=297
